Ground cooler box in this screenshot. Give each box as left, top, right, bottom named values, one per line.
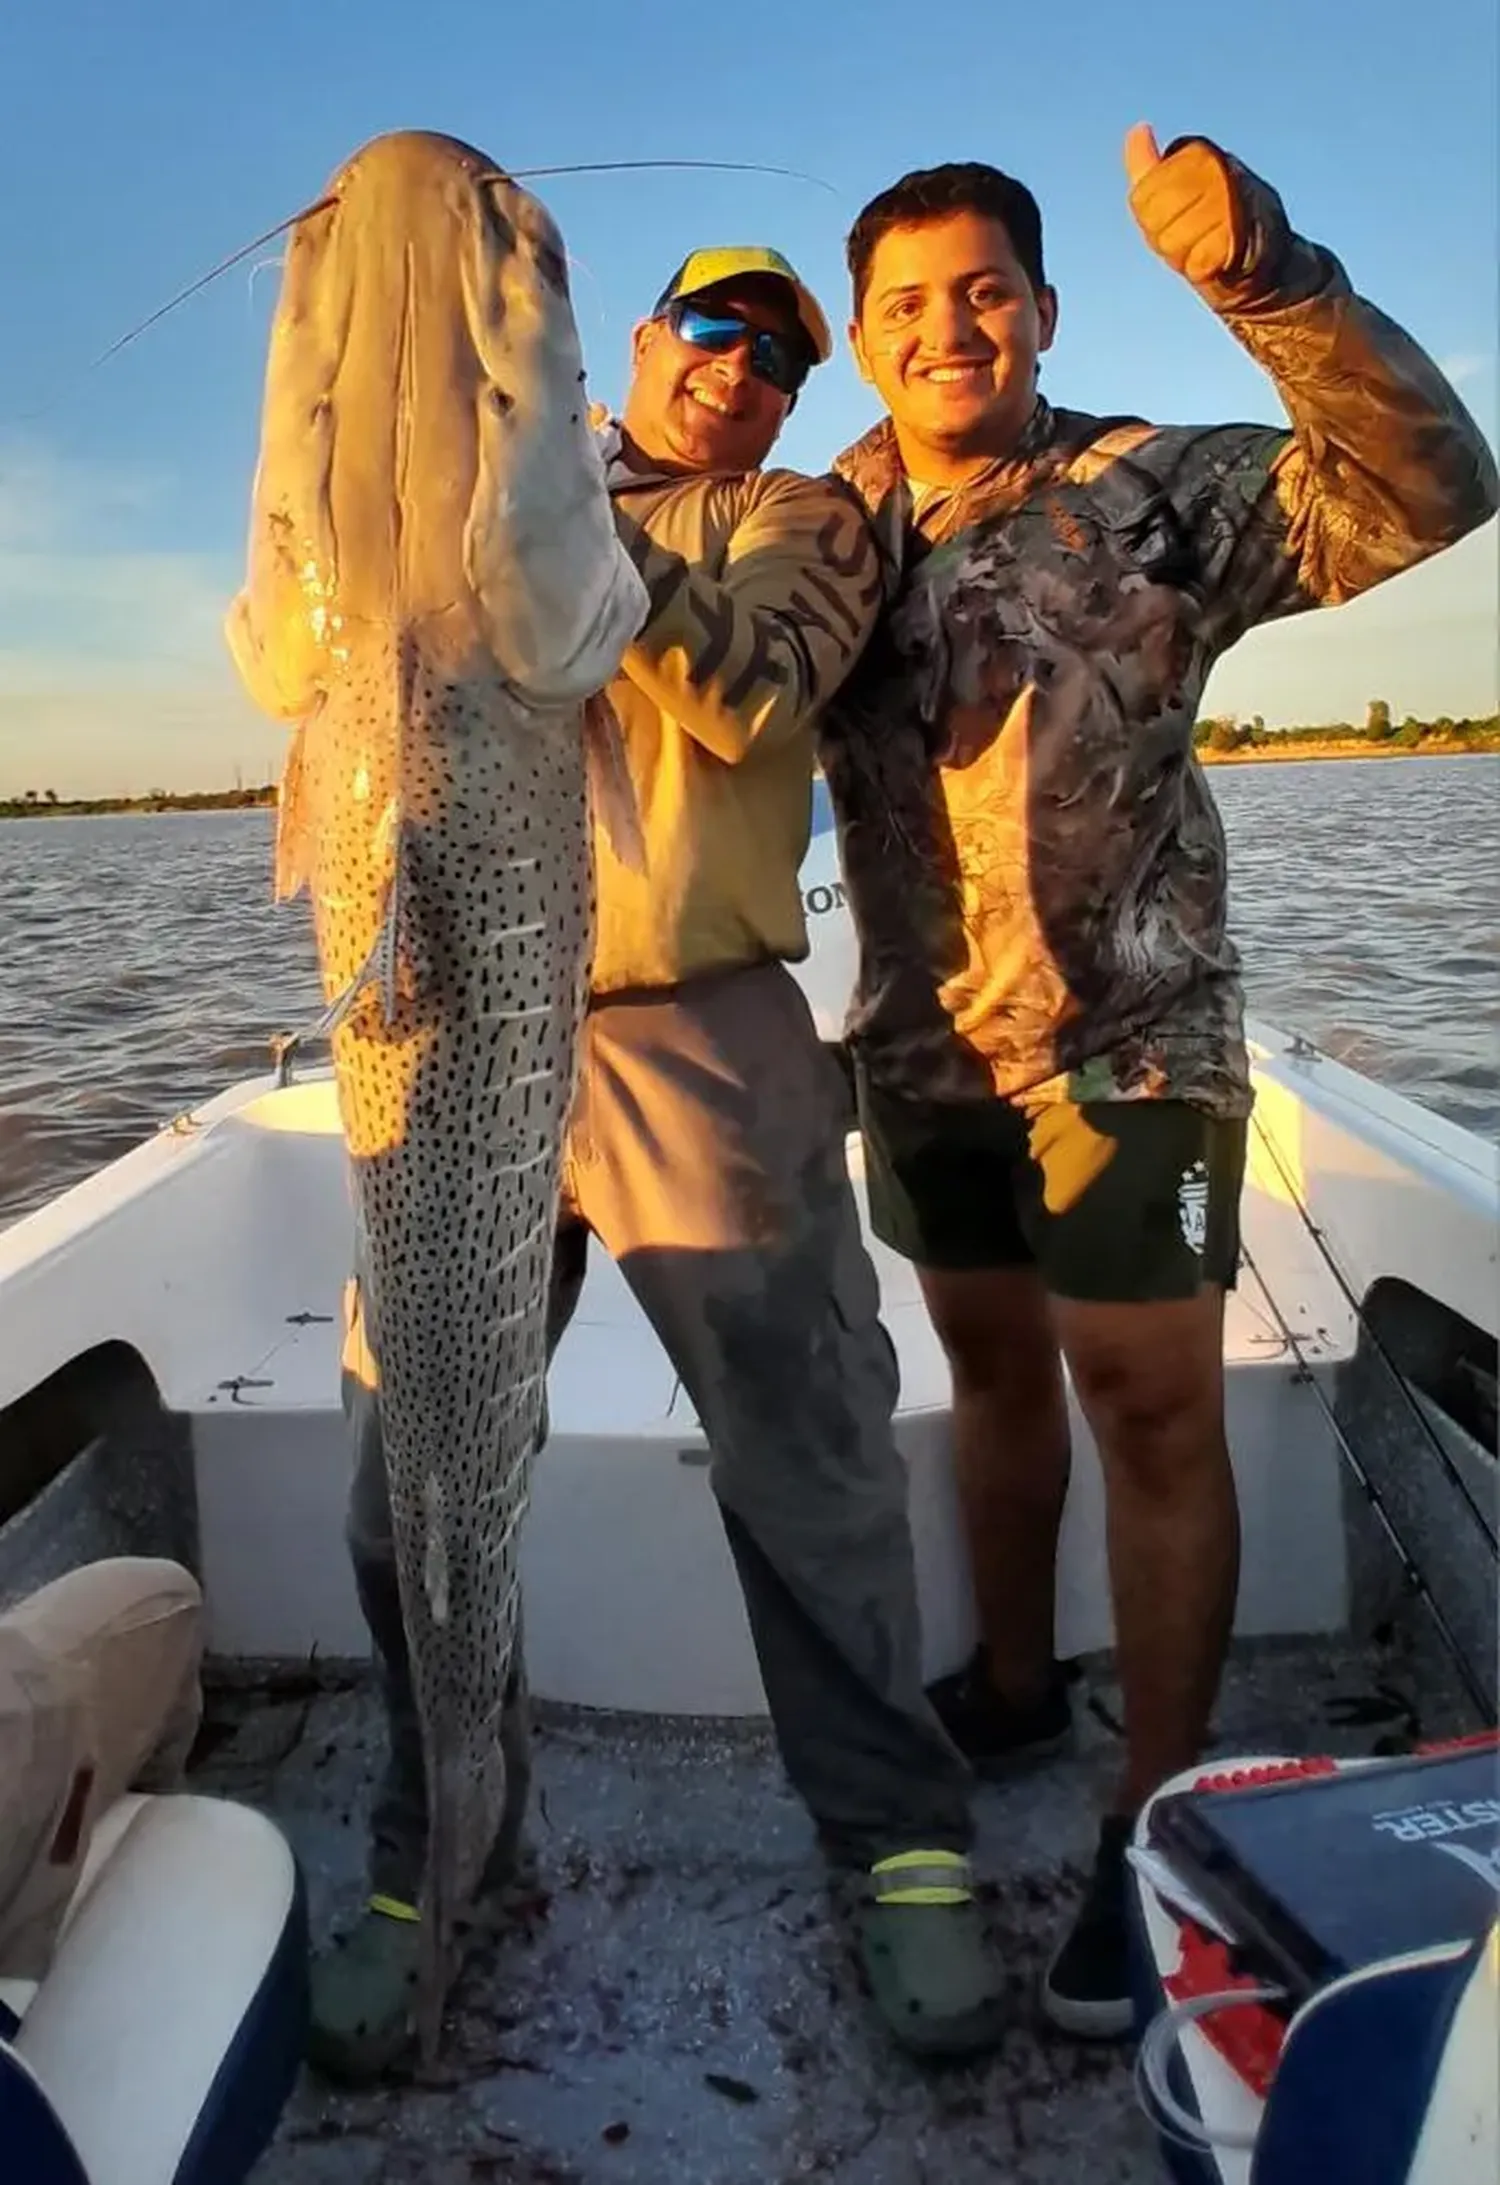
left=1127, top=1739, right=1500, bottom=2185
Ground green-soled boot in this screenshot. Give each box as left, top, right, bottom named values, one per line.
left=855, top=1849, right=1009, bottom=2060
left=306, top=1893, right=425, bottom=2084
left=309, top=1701, right=532, bottom=2083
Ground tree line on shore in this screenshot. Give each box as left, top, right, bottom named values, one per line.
left=1192, top=700, right=1500, bottom=754
left=0, top=783, right=275, bottom=818
left=3, top=703, right=1497, bottom=817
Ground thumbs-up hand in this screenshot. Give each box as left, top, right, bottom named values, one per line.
left=1124, top=124, right=1246, bottom=288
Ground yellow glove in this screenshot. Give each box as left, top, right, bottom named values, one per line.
left=1124, top=123, right=1247, bottom=288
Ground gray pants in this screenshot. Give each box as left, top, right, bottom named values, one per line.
left=344, top=961, right=972, bottom=1901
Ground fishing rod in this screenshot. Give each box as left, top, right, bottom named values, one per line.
left=1249, top=1090, right=1495, bottom=1549
left=1238, top=1229, right=1493, bottom=1724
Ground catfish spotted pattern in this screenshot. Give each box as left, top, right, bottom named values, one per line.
left=226, top=129, right=646, bottom=2056
left=317, top=636, right=591, bottom=2013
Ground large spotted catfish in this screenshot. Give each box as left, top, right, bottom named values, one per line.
left=225, top=129, right=649, bottom=2056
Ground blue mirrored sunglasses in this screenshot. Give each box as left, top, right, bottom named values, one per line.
left=662, top=299, right=812, bottom=397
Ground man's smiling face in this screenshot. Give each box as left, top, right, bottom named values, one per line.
left=851, top=211, right=1057, bottom=484
left=622, top=277, right=800, bottom=476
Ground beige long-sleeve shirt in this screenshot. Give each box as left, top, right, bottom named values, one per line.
left=589, top=440, right=881, bottom=994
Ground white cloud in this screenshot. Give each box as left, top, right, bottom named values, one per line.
left=0, top=549, right=238, bottom=689
left=0, top=689, right=279, bottom=802
left=0, top=439, right=259, bottom=795
left=0, top=440, right=164, bottom=553
left=1203, top=520, right=1499, bottom=727
left=1437, top=353, right=1492, bottom=389
left=3, top=431, right=1496, bottom=799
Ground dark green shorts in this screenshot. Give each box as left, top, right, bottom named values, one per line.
left=855, top=1072, right=1246, bottom=1303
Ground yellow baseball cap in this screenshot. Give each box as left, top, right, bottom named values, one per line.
left=652, top=246, right=833, bottom=366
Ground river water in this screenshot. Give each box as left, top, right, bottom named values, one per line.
left=2, top=754, right=1496, bottom=1231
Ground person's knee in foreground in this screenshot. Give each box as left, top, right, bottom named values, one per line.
left=0, top=1557, right=204, bottom=1991
left=819, top=130, right=1498, bottom=2039
left=310, top=242, right=1007, bottom=2081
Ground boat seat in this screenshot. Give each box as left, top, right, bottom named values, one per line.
left=1, top=1791, right=308, bottom=2185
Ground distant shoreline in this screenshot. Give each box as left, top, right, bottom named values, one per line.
left=2, top=731, right=1497, bottom=818
left=1198, top=736, right=1499, bottom=766
left=0, top=789, right=276, bottom=820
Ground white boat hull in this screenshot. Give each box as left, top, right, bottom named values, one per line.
left=1, top=797, right=1494, bottom=1715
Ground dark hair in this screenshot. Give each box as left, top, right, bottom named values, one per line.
left=846, top=162, right=1047, bottom=315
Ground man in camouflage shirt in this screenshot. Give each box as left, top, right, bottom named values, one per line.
left=819, top=126, right=1498, bottom=2039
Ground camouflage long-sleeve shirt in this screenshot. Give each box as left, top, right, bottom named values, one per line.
left=819, top=151, right=1499, bottom=1119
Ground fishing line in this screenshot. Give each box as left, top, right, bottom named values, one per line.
left=560, top=246, right=610, bottom=334
left=1239, top=1226, right=1492, bottom=1721
left=508, top=157, right=839, bottom=195
left=1249, top=1097, right=1494, bottom=1546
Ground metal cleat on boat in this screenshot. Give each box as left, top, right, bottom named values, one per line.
left=269, top=1031, right=301, bottom=1089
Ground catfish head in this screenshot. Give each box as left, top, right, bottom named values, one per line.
left=227, top=128, right=646, bottom=718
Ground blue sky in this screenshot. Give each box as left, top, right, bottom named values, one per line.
left=1, top=0, right=1495, bottom=796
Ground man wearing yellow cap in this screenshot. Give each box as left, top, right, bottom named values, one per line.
left=311, top=246, right=1008, bottom=2080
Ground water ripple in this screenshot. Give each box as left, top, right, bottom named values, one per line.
left=2, top=755, right=1496, bottom=1231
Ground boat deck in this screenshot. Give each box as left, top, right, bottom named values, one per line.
left=197, top=1631, right=1472, bottom=2185
left=2, top=1033, right=1491, bottom=2178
